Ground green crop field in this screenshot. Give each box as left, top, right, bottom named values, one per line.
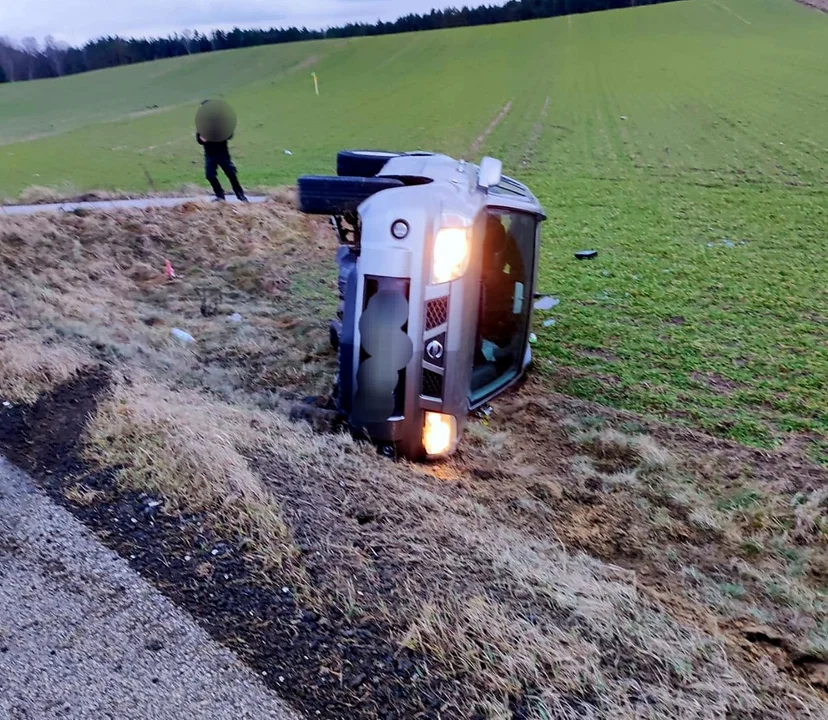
left=1, top=0, right=826, bottom=456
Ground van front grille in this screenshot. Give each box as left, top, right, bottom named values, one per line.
left=425, top=296, right=448, bottom=330
left=421, top=368, right=443, bottom=399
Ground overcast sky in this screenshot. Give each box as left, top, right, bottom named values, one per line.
left=0, top=0, right=486, bottom=46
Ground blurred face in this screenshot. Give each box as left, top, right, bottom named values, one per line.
left=195, top=99, right=236, bottom=142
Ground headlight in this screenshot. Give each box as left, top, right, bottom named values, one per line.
left=423, top=412, right=456, bottom=456
left=432, top=227, right=470, bottom=284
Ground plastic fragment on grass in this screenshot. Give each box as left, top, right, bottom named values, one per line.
left=534, top=296, right=560, bottom=311
left=475, top=404, right=493, bottom=418
left=171, top=328, right=195, bottom=343
left=529, top=333, right=538, bottom=344
left=575, top=250, right=598, bottom=260
left=543, top=318, right=557, bottom=327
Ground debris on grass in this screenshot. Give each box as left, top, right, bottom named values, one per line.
left=170, top=328, right=195, bottom=343
left=534, top=296, right=559, bottom=311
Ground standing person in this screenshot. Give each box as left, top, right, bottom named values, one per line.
left=196, top=101, right=247, bottom=202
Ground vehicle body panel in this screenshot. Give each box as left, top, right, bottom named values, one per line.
left=331, top=153, right=545, bottom=459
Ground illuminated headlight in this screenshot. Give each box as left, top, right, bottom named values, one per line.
left=432, top=227, right=470, bottom=284
left=423, top=412, right=456, bottom=457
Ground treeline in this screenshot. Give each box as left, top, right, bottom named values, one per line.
left=0, top=0, right=681, bottom=84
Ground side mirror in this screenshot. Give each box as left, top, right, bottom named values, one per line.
left=477, top=156, right=502, bottom=190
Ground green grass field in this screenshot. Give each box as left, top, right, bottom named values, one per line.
left=1, top=0, right=826, bottom=454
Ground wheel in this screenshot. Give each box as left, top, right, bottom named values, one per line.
left=337, top=150, right=401, bottom=178
left=298, top=175, right=404, bottom=216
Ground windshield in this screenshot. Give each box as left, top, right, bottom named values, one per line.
left=470, top=209, right=537, bottom=405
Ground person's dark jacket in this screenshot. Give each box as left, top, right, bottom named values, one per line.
left=196, top=132, right=233, bottom=158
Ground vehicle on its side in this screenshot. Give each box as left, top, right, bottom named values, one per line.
left=298, top=150, right=546, bottom=461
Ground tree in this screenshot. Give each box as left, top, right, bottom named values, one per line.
left=0, top=37, right=18, bottom=82
left=44, top=35, right=68, bottom=76
left=181, top=29, right=194, bottom=54
left=20, top=37, right=39, bottom=80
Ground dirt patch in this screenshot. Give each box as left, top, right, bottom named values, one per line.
left=579, top=348, right=620, bottom=364
left=0, top=371, right=107, bottom=476
left=483, top=380, right=828, bottom=635
left=690, top=371, right=745, bottom=395
left=469, top=100, right=512, bottom=157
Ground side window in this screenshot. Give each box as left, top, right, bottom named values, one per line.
left=470, top=209, right=537, bottom=401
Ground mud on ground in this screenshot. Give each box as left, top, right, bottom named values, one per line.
left=1, top=198, right=826, bottom=719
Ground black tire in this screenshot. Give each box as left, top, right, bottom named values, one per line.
left=298, top=175, right=403, bottom=216
left=337, top=150, right=401, bottom=178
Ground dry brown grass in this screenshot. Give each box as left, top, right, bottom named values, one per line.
left=0, top=330, right=90, bottom=403
left=403, top=592, right=748, bottom=720
left=6, top=183, right=294, bottom=206
left=64, top=482, right=109, bottom=506
left=460, top=397, right=828, bottom=712
left=11, top=184, right=154, bottom=205
left=83, top=374, right=302, bottom=575
left=2, top=198, right=826, bottom=717
left=0, top=196, right=336, bottom=403
left=0, top=193, right=336, bottom=582
left=573, top=426, right=674, bottom=474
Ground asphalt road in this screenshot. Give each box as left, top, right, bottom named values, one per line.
left=0, top=456, right=301, bottom=720
left=0, top=195, right=267, bottom=216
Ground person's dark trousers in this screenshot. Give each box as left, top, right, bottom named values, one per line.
left=204, top=150, right=246, bottom=201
